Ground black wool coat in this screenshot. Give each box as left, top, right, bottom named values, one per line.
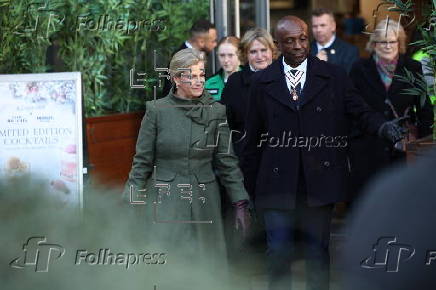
left=348, top=54, right=434, bottom=195
left=242, top=55, right=386, bottom=210
left=310, top=37, right=359, bottom=73
left=220, top=65, right=254, bottom=160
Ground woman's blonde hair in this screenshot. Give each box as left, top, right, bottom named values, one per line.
left=366, top=19, right=407, bottom=54
left=239, top=28, right=278, bottom=64
left=169, top=48, right=205, bottom=83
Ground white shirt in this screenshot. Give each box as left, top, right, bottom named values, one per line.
left=282, top=56, right=307, bottom=92
left=185, top=41, right=193, bottom=49
left=316, top=34, right=336, bottom=52
left=249, top=64, right=258, bottom=72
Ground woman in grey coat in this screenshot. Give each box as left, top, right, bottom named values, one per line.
left=124, top=48, right=250, bottom=287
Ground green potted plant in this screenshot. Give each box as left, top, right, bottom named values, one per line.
left=383, top=0, right=436, bottom=157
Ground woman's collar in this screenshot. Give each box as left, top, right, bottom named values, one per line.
left=169, top=88, right=215, bottom=106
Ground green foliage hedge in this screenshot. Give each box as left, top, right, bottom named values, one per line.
left=0, top=0, right=209, bottom=116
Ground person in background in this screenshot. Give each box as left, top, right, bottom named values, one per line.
left=220, top=28, right=278, bottom=160
left=219, top=28, right=277, bottom=286
left=204, top=21, right=218, bottom=55
left=348, top=19, right=434, bottom=201
left=310, top=8, right=359, bottom=73
left=161, top=19, right=217, bottom=97
left=205, top=36, right=242, bottom=101
left=124, top=49, right=250, bottom=286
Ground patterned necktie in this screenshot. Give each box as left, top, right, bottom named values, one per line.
left=287, top=69, right=303, bottom=101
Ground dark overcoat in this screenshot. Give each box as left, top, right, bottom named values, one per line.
left=310, top=37, right=359, bottom=73
left=242, top=55, right=386, bottom=210
left=220, top=65, right=254, bottom=159
left=348, top=54, right=434, bottom=194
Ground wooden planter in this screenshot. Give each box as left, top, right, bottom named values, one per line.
left=406, top=135, right=436, bottom=163
left=406, top=106, right=436, bottom=163
left=86, top=112, right=144, bottom=188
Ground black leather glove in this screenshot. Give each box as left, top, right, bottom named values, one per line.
left=378, top=117, right=408, bottom=143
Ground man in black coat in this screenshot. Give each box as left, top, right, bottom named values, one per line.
left=310, top=8, right=359, bottom=73
left=241, top=16, right=405, bottom=290
left=161, top=19, right=217, bottom=97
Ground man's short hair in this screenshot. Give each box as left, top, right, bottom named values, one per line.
left=189, top=19, right=215, bottom=39
left=311, top=8, right=335, bottom=19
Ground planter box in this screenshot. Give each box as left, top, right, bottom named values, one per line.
left=406, top=135, right=436, bottom=163
left=86, top=112, right=144, bottom=188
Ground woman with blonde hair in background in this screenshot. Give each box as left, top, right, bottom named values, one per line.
left=348, top=19, right=434, bottom=202
left=220, top=28, right=278, bottom=160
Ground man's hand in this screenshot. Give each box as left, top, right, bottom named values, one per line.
left=378, top=117, right=408, bottom=143
left=316, top=50, right=328, bottom=61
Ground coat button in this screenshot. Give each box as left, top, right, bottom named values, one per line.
left=273, top=167, right=279, bottom=173
left=316, top=106, right=322, bottom=112
left=323, top=161, right=330, bottom=167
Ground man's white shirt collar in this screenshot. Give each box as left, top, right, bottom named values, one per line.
left=316, top=34, right=336, bottom=52
left=185, top=41, right=193, bottom=48
left=283, top=56, right=307, bottom=90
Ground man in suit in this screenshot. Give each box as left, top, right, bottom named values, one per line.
left=310, top=8, right=359, bottom=73
left=161, top=20, right=217, bottom=97
left=242, top=16, right=405, bottom=290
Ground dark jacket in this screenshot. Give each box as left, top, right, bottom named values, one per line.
left=220, top=65, right=255, bottom=159
left=310, top=37, right=359, bottom=73
left=348, top=54, right=434, bottom=194
left=241, top=55, right=386, bottom=210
